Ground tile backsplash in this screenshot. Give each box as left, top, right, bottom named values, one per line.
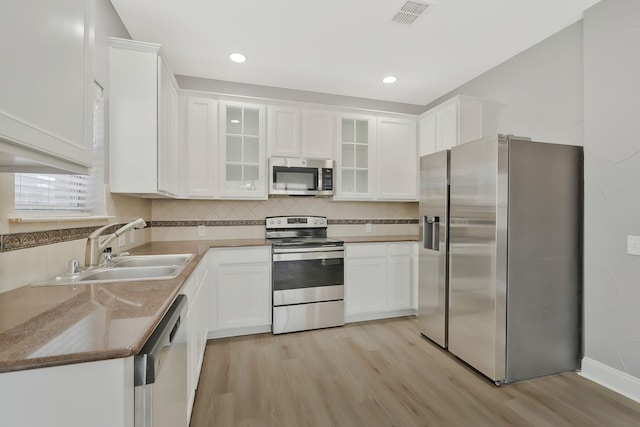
left=0, top=195, right=417, bottom=294
left=150, top=198, right=419, bottom=241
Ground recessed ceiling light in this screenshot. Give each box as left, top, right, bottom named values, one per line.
left=383, top=76, right=397, bottom=84
left=229, top=53, right=246, bottom=63
left=230, top=119, right=241, bottom=124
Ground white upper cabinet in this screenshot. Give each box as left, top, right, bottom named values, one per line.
left=268, top=106, right=300, bottom=158
left=335, top=114, right=376, bottom=200
left=219, top=101, right=267, bottom=199
left=418, top=112, right=437, bottom=157
left=419, top=95, right=483, bottom=156
left=376, top=117, right=417, bottom=200
left=301, top=109, right=334, bottom=159
left=267, top=106, right=334, bottom=159
left=184, top=96, right=218, bottom=198
left=108, top=38, right=180, bottom=197
left=0, top=0, right=93, bottom=173
left=336, top=113, right=417, bottom=201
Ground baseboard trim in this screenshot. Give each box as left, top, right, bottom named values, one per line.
left=207, top=325, right=271, bottom=339
left=580, top=357, right=640, bottom=403
left=346, top=309, right=416, bottom=324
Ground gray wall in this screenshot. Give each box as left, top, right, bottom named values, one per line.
left=584, top=0, right=640, bottom=378
left=425, top=22, right=584, bottom=147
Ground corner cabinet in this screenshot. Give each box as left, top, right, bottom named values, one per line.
left=418, top=95, right=483, bottom=156
left=335, top=114, right=376, bottom=200
left=0, top=0, right=93, bottom=173
left=218, top=101, right=267, bottom=199
left=108, top=37, right=180, bottom=197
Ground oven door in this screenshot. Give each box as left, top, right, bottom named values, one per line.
left=272, top=247, right=344, bottom=305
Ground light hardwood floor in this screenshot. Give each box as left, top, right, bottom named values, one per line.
left=190, top=317, right=640, bottom=426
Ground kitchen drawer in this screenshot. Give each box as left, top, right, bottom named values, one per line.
left=387, top=242, right=412, bottom=256
left=217, top=247, right=270, bottom=265
left=346, top=243, right=386, bottom=258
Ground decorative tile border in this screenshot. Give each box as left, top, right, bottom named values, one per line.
left=0, top=219, right=418, bottom=252
left=0, top=224, right=125, bottom=253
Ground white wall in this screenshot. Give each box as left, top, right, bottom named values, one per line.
left=581, top=0, right=640, bottom=401
left=424, top=21, right=584, bottom=146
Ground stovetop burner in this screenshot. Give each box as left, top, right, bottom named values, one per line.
left=265, top=216, right=343, bottom=248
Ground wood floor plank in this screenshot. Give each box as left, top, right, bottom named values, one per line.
left=190, top=317, right=640, bottom=427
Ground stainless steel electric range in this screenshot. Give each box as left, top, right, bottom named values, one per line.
left=266, top=216, right=345, bottom=334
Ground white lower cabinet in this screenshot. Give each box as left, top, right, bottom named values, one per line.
left=207, top=247, right=272, bottom=338
left=0, top=358, right=134, bottom=427
left=185, top=256, right=209, bottom=423
left=345, top=242, right=416, bottom=322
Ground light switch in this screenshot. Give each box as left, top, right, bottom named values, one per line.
left=118, top=234, right=126, bottom=248
left=198, top=225, right=206, bottom=237
left=366, top=223, right=372, bottom=233
left=130, top=229, right=136, bottom=243
left=627, top=235, right=640, bottom=255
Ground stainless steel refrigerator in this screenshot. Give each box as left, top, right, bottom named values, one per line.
left=448, top=135, right=583, bottom=385
left=418, top=149, right=450, bottom=348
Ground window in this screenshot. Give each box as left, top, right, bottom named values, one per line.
left=13, top=83, right=105, bottom=216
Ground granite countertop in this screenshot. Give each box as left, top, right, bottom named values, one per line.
left=0, top=236, right=416, bottom=374
left=0, top=239, right=269, bottom=374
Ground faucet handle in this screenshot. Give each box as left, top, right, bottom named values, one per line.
left=102, top=247, right=113, bottom=265
left=67, top=259, right=80, bottom=275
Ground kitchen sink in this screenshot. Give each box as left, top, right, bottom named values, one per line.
left=109, top=254, right=193, bottom=268
left=79, top=265, right=181, bottom=281
left=32, top=253, right=194, bottom=286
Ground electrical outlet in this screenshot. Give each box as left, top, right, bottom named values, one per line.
left=118, top=234, right=126, bottom=248
left=627, top=235, right=640, bottom=255
left=366, top=223, right=372, bottom=233
left=198, top=225, right=206, bottom=237
left=129, top=229, right=136, bottom=244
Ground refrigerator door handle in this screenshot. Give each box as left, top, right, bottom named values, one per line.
left=423, top=216, right=440, bottom=251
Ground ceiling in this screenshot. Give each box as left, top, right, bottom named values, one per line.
left=109, top=0, right=600, bottom=107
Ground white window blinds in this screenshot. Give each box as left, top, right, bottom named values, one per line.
left=14, top=82, right=105, bottom=215
left=14, top=174, right=90, bottom=212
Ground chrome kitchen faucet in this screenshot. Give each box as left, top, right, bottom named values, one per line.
left=84, top=218, right=147, bottom=267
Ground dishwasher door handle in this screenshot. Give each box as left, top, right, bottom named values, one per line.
left=134, top=294, right=187, bottom=386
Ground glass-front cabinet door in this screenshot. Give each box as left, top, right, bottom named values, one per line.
left=219, top=101, right=266, bottom=199
left=336, top=114, right=375, bottom=199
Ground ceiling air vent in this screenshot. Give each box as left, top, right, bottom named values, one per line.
left=391, top=1, right=430, bottom=25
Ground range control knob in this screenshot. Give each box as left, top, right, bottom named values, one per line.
left=277, top=219, right=282, bottom=225
left=313, top=220, right=318, bottom=224
left=269, top=219, right=274, bottom=225
left=319, top=219, right=325, bottom=224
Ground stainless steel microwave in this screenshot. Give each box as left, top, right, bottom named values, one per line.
left=268, top=157, right=334, bottom=196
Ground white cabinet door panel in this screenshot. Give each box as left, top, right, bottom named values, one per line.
left=376, top=117, right=417, bottom=200
left=185, top=97, right=218, bottom=197
left=217, top=265, right=271, bottom=329
left=302, top=109, right=334, bottom=159
left=268, top=106, right=300, bottom=158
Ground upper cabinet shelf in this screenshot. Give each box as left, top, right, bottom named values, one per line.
left=0, top=0, right=94, bottom=173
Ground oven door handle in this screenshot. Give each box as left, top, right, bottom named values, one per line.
left=273, top=250, right=344, bottom=262
left=272, top=246, right=344, bottom=254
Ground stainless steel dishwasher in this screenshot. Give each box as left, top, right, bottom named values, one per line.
left=134, top=294, right=188, bottom=427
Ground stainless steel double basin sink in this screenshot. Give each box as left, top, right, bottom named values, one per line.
left=33, top=254, right=194, bottom=286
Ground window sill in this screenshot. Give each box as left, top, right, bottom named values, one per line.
left=8, top=215, right=116, bottom=224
